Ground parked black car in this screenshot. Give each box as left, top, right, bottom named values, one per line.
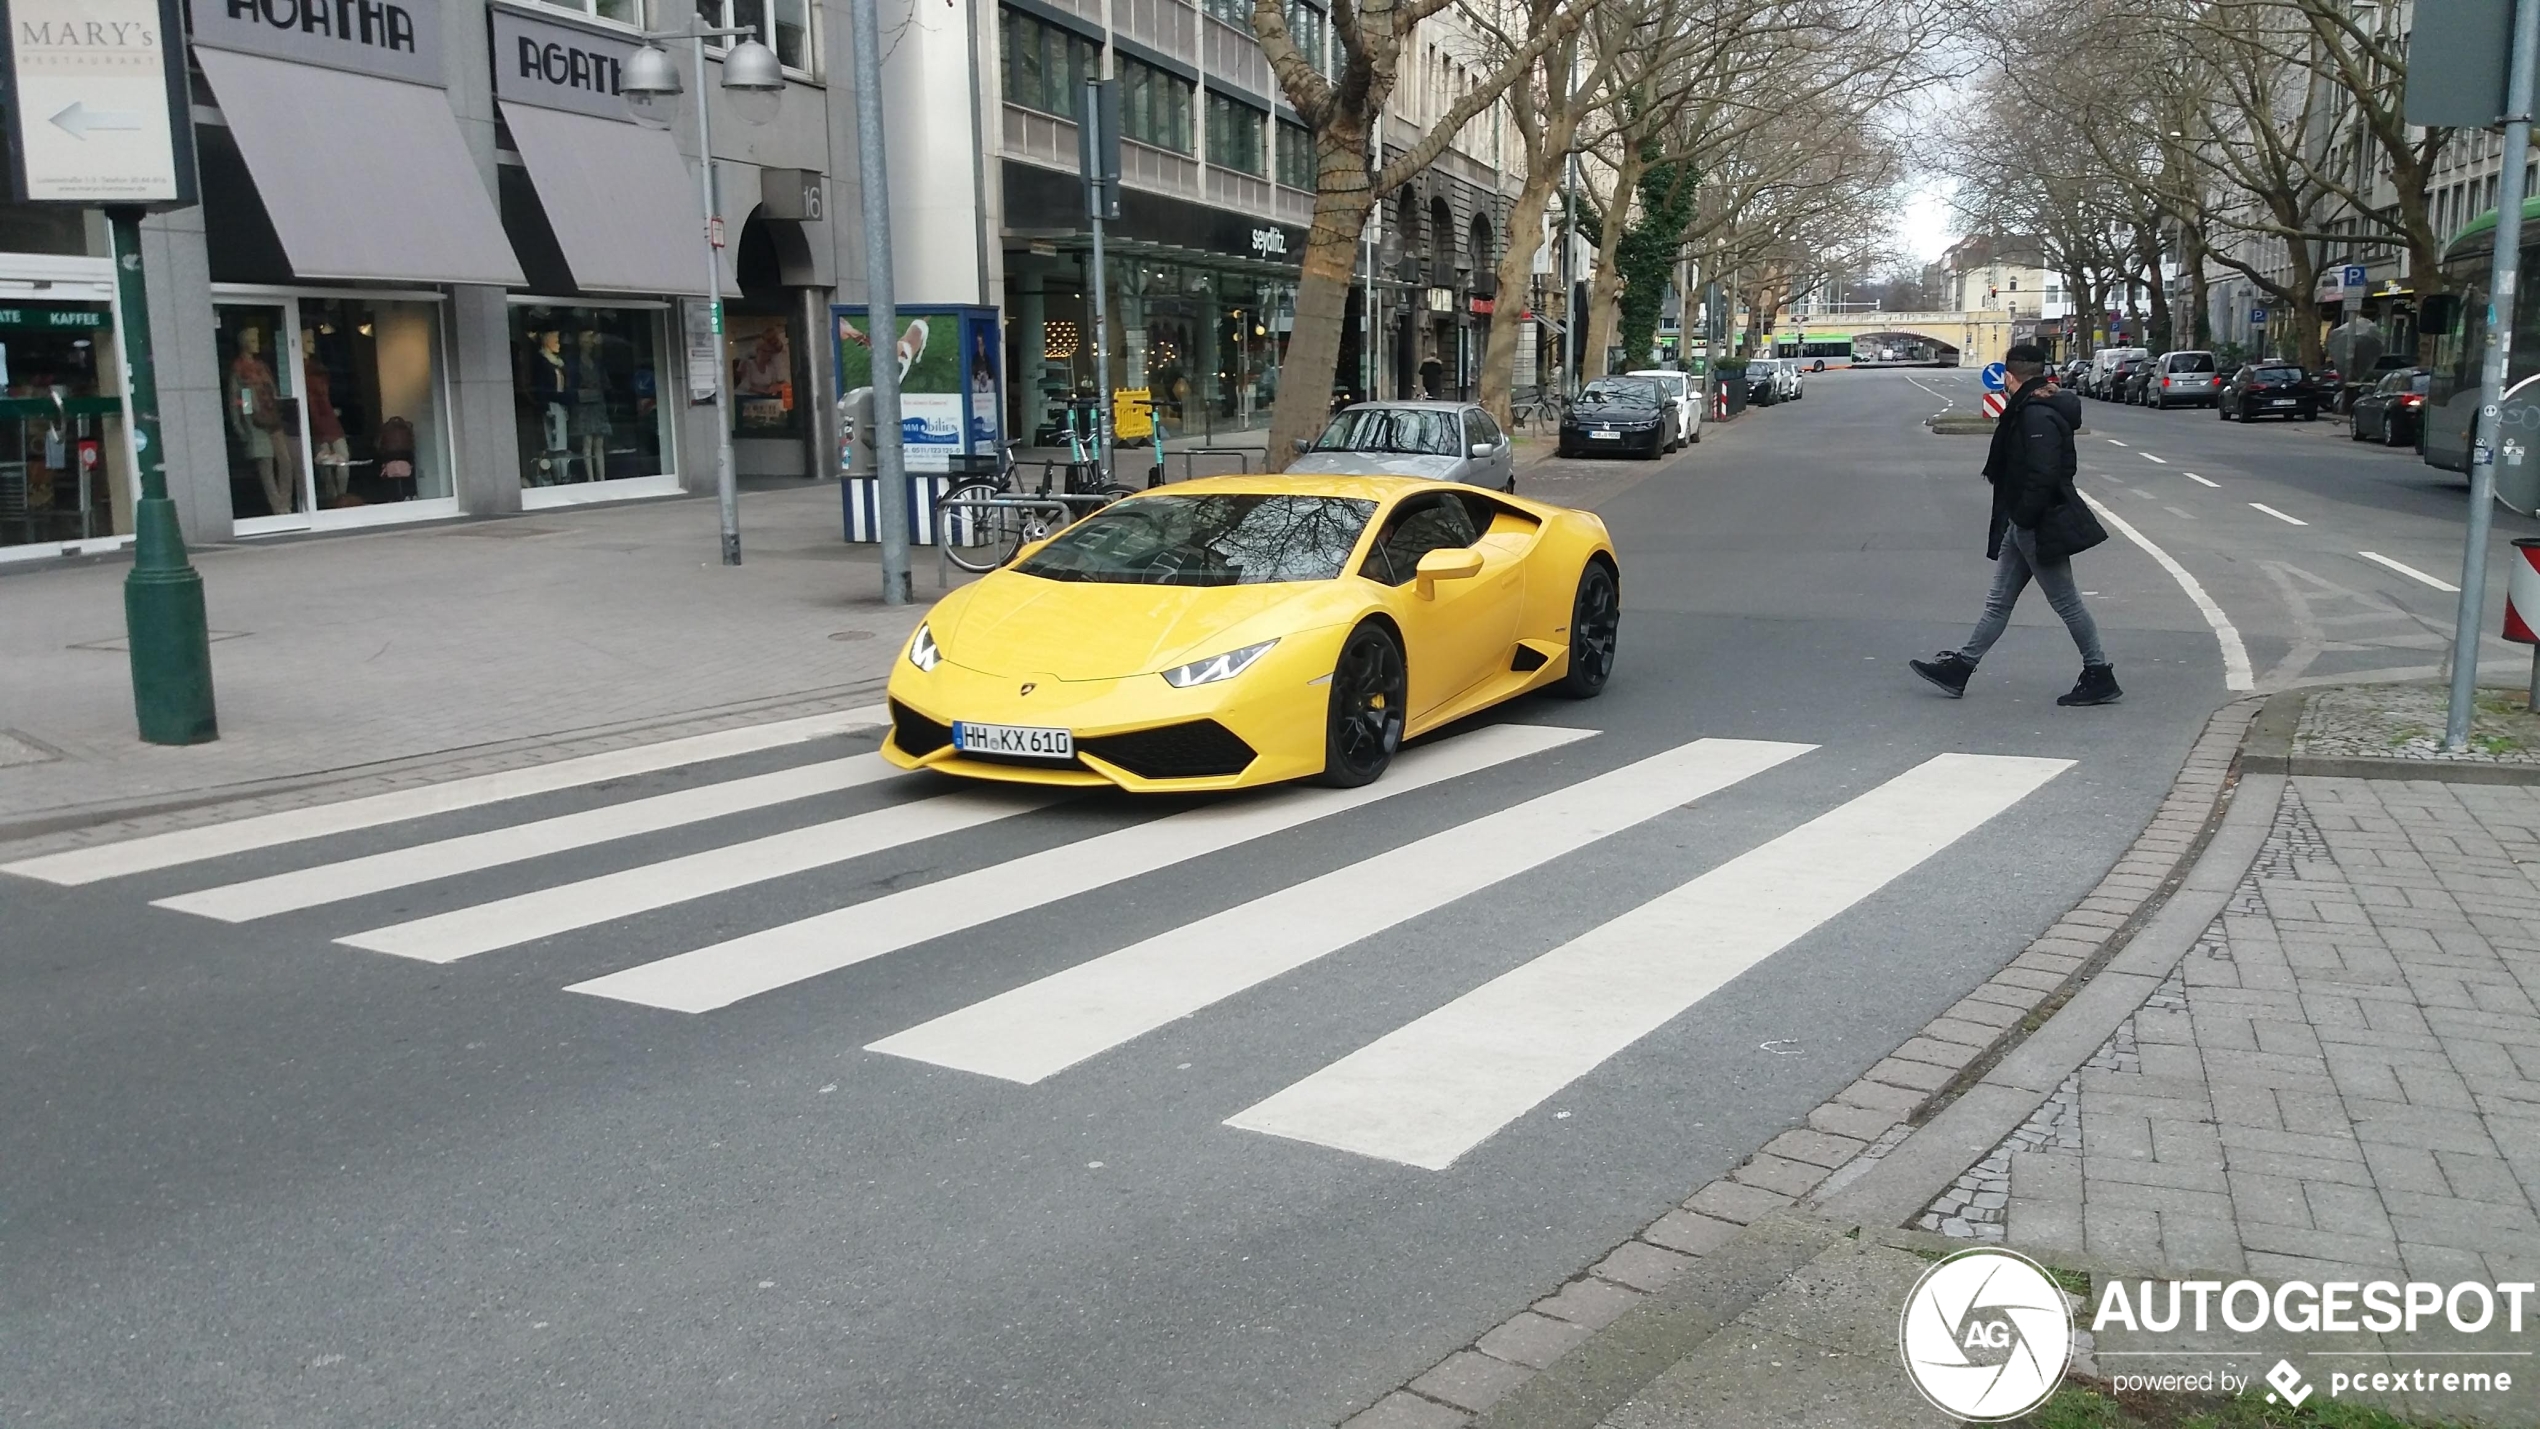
left=2119, top=358, right=2159, bottom=405
left=2349, top=368, right=2431, bottom=447
left=2220, top=363, right=2320, bottom=421
left=1558, top=377, right=1677, bottom=458
left=2109, top=357, right=2151, bottom=404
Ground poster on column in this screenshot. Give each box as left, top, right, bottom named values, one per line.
left=834, top=304, right=1005, bottom=474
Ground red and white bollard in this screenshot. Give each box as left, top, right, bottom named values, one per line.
left=1980, top=390, right=2007, bottom=420
left=2504, top=538, right=2540, bottom=708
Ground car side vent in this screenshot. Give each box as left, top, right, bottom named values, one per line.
left=1078, top=720, right=1258, bottom=780
left=890, top=699, right=953, bottom=757
left=1510, top=644, right=1550, bottom=672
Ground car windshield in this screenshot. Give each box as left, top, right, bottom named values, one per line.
left=1577, top=380, right=1660, bottom=406
left=1311, top=408, right=1461, bottom=456
left=1012, top=494, right=1377, bottom=587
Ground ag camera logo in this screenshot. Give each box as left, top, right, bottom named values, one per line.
left=1898, top=1247, right=2073, bottom=1421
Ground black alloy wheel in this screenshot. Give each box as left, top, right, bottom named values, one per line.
left=2386, top=416, right=2409, bottom=448
left=1554, top=561, right=1621, bottom=699
left=1316, top=623, right=1407, bottom=787
left=2350, top=411, right=2370, bottom=441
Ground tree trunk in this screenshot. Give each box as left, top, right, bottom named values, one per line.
left=1579, top=148, right=1640, bottom=379
left=1267, top=127, right=1375, bottom=472
left=1479, top=173, right=1560, bottom=425
left=2183, top=231, right=2212, bottom=349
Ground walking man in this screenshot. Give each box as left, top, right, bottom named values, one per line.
left=1911, top=344, right=2122, bottom=706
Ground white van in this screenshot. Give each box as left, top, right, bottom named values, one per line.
left=2087, top=348, right=2150, bottom=399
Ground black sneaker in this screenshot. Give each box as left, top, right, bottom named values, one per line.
left=1909, top=652, right=1975, bottom=698
left=2057, top=664, right=2123, bottom=706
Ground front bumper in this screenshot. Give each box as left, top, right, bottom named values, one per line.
left=882, top=637, right=1341, bottom=792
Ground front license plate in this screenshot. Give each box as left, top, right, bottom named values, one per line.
left=1589, top=430, right=1622, bottom=440
left=953, top=721, right=1074, bottom=759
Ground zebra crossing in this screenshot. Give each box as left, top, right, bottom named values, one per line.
left=3, top=710, right=2074, bottom=1170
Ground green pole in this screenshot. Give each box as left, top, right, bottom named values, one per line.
left=108, top=206, right=218, bottom=745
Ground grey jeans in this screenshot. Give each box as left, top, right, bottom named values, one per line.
left=1959, top=525, right=2108, bottom=667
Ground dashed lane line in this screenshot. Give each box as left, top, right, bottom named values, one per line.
left=2107, top=439, right=2128, bottom=447
left=2078, top=491, right=2255, bottom=692
left=2141, top=453, right=2169, bottom=464
left=2185, top=473, right=2220, bottom=488
left=2250, top=503, right=2309, bottom=526
left=2164, top=506, right=2198, bottom=521
left=2355, top=551, right=2462, bottom=593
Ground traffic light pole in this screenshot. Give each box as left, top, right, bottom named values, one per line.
left=108, top=206, right=218, bottom=745
left=2448, top=0, right=2540, bottom=749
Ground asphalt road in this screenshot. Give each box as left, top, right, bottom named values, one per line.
left=3, top=370, right=2518, bottom=1427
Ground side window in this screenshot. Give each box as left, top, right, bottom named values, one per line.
left=1360, top=495, right=1480, bottom=585
left=1463, top=410, right=1501, bottom=451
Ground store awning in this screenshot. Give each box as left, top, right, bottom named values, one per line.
left=500, top=102, right=739, bottom=298
left=194, top=48, right=524, bottom=288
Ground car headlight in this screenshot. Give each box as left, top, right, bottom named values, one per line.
left=907, top=622, right=942, bottom=672
left=1161, top=639, right=1277, bottom=688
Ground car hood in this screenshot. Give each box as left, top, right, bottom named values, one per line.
left=931, top=574, right=1336, bottom=680
left=1283, top=450, right=1461, bottom=480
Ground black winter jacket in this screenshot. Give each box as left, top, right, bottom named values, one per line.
left=1983, top=382, right=2083, bottom=560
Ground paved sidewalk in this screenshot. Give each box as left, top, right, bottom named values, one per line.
left=0, top=482, right=923, bottom=827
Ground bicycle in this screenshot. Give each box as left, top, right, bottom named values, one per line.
left=936, top=396, right=1135, bottom=573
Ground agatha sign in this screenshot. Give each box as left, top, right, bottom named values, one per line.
left=187, top=0, right=444, bottom=87
left=490, top=5, right=640, bottom=122
left=0, top=0, right=194, bottom=204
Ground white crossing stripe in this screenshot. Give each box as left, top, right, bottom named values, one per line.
left=1226, top=752, right=2073, bottom=1170
left=567, top=722, right=1595, bottom=1013
left=337, top=787, right=1054, bottom=963
left=2, top=705, right=889, bottom=886
left=868, top=738, right=1812, bottom=1083
left=155, top=755, right=900, bottom=923
left=2184, top=473, right=2219, bottom=488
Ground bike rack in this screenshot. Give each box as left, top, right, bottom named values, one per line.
left=932, top=492, right=1115, bottom=586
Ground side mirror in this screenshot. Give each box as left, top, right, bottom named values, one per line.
left=1413, top=546, right=1484, bottom=599
left=1291, top=437, right=1310, bottom=454
left=1470, top=442, right=1494, bottom=457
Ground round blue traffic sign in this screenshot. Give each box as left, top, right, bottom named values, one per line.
left=1981, top=362, right=2008, bottom=392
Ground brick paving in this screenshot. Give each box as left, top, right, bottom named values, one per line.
left=0, top=483, right=921, bottom=827
left=1964, top=776, right=2540, bottom=1285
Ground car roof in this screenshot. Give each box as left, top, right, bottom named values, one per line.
left=1334, top=400, right=1474, bottom=413
left=1121, top=473, right=1460, bottom=502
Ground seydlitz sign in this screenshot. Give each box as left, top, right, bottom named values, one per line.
left=187, top=0, right=444, bottom=87
left=489, top=5, right=641, bottom=122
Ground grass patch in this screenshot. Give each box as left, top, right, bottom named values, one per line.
left=2012, top=1380, right=2477, bottom=1429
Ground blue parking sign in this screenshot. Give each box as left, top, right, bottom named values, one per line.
left=2250, top=306, right=2269, bottom=325
left=1981, top=362, right=2008, bottom=392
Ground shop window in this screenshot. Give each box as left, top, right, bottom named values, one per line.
left=217, top=298, right=452, bottom=525
left=1119, top=57, right=1193, bottom=153
left=699, top=0, right=815, bottom=73
left=0, top=307, right=126, bottom=550
left=1001, top=9, right=1102, bottom=120
left=727, top=314, right=798, bottom=435
left=510, top=305, right=673, bottom=488
left=1276, top=120, right=1316, bottom=190
left=1207, top=92, right=1267, bottom=177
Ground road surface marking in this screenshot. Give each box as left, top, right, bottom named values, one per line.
left=2141, top=453, right=2169, bottom=464
left=2355, top=551, right=2462, bottom=592
left=2185, top=473, right=2220, bottom=488
left=2130, top=488, right=2158, bottom=500
left=337, top=788, right=1054, bottom=963
left=2250, top=503, right=2308, bottom=526
left=2164, top=507, right=2199, bottom=521
left=156, top=756, right=900, bottom=922
left=566, top=723, right=1595, bottom=1013
left=867, top=738, right=1813, bottom=1084
left=2079, top=492, right=2254, bottom=691
left=1, top=705, right=889, bottom=886
left=1225, top=753, right=2073, bottom=1170
left=2107, top=439, right=2127, bottom=447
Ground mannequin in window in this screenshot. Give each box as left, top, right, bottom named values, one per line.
left=303, top=327, right=352, bottom=506
left=571, top=329, right=612, bottom=482
left=227, top=326, right=296, bottom=515
left=529, top=329, right=571, bottom=484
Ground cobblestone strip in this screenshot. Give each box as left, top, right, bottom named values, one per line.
left=0, top=680, right=890, bottom=863
left=1337, top=697, right=2263, bottom=1428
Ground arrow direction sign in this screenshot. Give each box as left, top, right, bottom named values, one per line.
left=49, top=102, right=147, bottom=140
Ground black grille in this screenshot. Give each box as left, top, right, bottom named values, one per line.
left=1510, top=645, right=1549, bottom=672
left=1078, top=720, right=1258, bottom=780
left=890, top=699, right=952, bottom=756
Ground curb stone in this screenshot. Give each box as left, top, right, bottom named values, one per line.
left=1338, top=695, right=2263, bottom=1429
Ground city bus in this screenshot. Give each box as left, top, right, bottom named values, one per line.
left=2423, top=195, right=2538, bottom=492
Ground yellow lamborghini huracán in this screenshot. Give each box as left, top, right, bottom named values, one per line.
left=882, top=474, right=1619, bottom=792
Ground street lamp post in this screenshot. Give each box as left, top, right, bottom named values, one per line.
left=622, top=26, right=786, bottom=569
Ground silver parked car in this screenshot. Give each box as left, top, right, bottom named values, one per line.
left=1625, top=369, right=1704, bottom=447
left=2146, top=350, right=2220, bottom=409
left=1287, top=401, right=1517, bottom=492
